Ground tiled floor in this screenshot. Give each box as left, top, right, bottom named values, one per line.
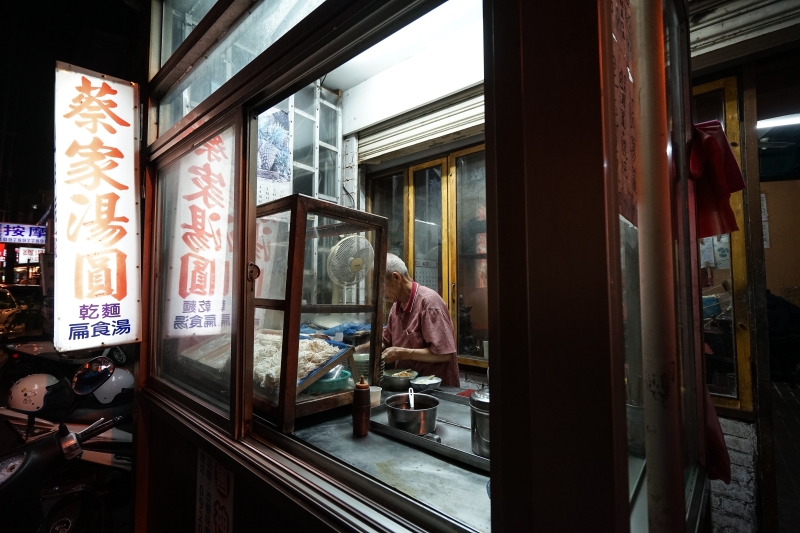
left=771, top=381, right=800, bottom=532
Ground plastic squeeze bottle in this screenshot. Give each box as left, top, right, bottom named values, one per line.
left=353, top=375, right=371, bottom=437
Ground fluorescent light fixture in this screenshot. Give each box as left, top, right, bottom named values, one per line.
left=757, top=113, right=800, bottom=129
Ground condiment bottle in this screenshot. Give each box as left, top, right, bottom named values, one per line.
left=352, top=375, right=371, bottom=437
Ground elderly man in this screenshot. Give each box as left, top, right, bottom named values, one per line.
left=376, top=253, right=460, bottom=387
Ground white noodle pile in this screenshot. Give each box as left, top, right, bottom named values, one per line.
left=253, top=334, right=339, bottom=389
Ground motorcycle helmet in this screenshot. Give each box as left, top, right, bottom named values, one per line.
left=93, top=367, right=133, bottom=404
left=7, top=374, right=60, bottom=412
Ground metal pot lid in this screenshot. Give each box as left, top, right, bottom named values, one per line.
left=470, top=388, right=490, bottom=410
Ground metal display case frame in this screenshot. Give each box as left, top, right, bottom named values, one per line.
left=252, top=194, right=388, bottom=433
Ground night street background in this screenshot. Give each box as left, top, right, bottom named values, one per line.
left=0, top=0, right=148, bottom=223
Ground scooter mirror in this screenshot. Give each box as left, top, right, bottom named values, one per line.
left=72, top=356, right=115, bottom=396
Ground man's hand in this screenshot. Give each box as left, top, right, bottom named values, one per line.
left=355, top=342, right=370, bottom=354
left=382, top=346, right=452, bottom=364
left=382, top=346, right=407, bottom=363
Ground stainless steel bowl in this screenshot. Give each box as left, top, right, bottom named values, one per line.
left=409, top=376, right=442, bottom=392
left=385, top=393, right=439, bottom=435
left=381, top=369, right=418, bottom=390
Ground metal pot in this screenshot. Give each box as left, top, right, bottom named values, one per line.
left=385, top=393, right=439, bottom=435
left=470, top=388, right=490, bottom=458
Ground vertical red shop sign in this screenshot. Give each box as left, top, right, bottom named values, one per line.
left=54, top=63, right=140, bottom=351
left=164, top=129, right=234, bottom=338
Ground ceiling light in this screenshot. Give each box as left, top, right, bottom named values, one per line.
left=757, top=114, right=800, bottom=129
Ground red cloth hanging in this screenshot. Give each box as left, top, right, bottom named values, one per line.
left=689, top=120, right=746, bottom=239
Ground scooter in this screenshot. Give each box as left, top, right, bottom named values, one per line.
left=0, top=342, right=135, bottom=472
left=0, top=356, right=130, bottom=533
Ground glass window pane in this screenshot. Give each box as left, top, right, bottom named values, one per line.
left=292, top=113, right=315, bottom=168
left=455, top=151, right=488, bottom=358
left=294, top=83, right=317, bottom=116
left=303, top=214, right=376, bottom=306
left=257, top=103, right=292, bottom=205
left=253, top=311, right=368, bottom=412
left=700, top=235, right=737, bottom=397
left=413, top=166, right=443, bottom=296
left=318, top=147, right=337, bottom=197
left=255, top=213, right=291, bottom=300
left=161, top=0, right=218, bottom=66
left=252, top=0, right=490, bottom=529
left=370, top=173, right=405, bottom=258
left=293, top=167, right=313, bottom=196
left=319, top=104, right=338, bottom=146
left=253, top=309, right=285, bottom=409
left=255, top=80, right=341, bottom=203
left=620, top=216, right=647, bottom=500
left=159, top=0, right=325, bottom=133
left=156, top=127, right=236, bottom=414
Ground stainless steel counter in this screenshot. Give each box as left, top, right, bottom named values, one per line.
left=293, top=386, right=491, bottom=532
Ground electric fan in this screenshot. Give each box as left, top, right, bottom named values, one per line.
left=326, top=235, right=375, bottom=291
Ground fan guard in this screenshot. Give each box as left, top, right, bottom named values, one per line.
left=327, top=235, right=375, bottom=287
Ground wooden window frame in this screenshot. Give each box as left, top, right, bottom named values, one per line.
left=408, top=157, right=449, bottom=294
left=448, top=144, right=488, bottom=368
left=145, top=110, right=247, bottom=439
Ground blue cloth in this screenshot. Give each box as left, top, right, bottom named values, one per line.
left=703, top=295, right=721, bottom=319
left=300, top=323, right=371, bottom=336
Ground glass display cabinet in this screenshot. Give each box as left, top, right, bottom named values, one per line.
left=252, top=194, right=388, bottom=433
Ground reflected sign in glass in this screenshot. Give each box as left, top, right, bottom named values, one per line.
left=54, top=63, right=141, bottom=351
left=163, top=128, right=236, bottom=338
left=0, top=224, right=47, bottom=245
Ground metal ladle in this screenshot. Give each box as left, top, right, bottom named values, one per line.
left=408, top=387, right=415, bottom=410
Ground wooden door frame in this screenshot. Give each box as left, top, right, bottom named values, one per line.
left=447, top=144, right=488, bottom=368
left=693, top=76, right=754, bottom=412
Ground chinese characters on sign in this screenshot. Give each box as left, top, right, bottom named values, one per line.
left=164, top=128, right=235, bottom=338
left=54, top=64, right=140, bottom=351
left=0, top=224, right=47, bottom=245
left=196, top=449, right=233, bottom=533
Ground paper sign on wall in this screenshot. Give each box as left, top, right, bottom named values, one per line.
left=713, top=234, right=731, bottom=269
left=699, top=238, right=715, bottom=268
left=54, top=63, right=141, bottom=352
left=415, top=259, right=438, bottom=292
left=196, top=449, right=233, bottom=533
